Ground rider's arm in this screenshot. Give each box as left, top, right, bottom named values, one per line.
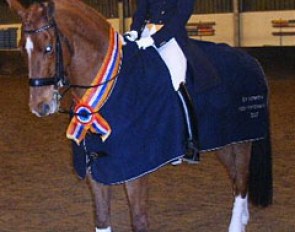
left=130, top=0, right=149, bottom=36
left=152, top=0, right=195, bottom=48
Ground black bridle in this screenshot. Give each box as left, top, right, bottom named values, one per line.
left=24, top=21, right=67, bottom=88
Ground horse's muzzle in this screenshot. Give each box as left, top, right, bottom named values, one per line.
left=32, top=99, right=59, bottom=117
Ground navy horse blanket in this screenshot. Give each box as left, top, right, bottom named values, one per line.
left=72, top=39, right=269, bottom=185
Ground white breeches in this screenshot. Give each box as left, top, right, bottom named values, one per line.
left=141, top=25, right=187, bottom=91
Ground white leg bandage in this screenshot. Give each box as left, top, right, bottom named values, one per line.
left=241, top=195, right=249, bottom=226
left=229, top=195, right=248, bottom=232
left=96, top=227, right=112, bottom=232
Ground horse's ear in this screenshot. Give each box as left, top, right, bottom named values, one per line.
left=42, top=0, right=55, bottom=21
left=5, top=0, right=26, bottom=19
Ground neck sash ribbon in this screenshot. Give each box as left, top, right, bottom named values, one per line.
left=66, top=28, right=122, bottom=145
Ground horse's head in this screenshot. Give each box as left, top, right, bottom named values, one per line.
left=7, top=0, right=111, bottom=117
left=7, top=0, right=61, bottom=116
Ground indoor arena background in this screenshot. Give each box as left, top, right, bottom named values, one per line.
left=0, top=0, right=295, bottom=231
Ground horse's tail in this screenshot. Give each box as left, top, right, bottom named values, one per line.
left=248, top=118, right=273, bottom=207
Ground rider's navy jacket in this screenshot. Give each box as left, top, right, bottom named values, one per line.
left=130, top=0, right=196, bottom=48
left=131, top=0, right=220, bottom=92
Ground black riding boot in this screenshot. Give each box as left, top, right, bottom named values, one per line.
left=177, top=82, right=200, bottom=164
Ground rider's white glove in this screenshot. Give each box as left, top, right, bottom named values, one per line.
left=136, top=36, right=155, bottom=50
left=124, top=30, right=138, bottom=42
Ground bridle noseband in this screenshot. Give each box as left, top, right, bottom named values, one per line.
left=24, top=21, right=67, bottom=88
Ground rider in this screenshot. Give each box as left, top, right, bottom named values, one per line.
left=125, top=0, right=199, bottom=164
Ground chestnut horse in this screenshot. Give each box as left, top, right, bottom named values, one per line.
left=6, top=0, right=272, bottom=231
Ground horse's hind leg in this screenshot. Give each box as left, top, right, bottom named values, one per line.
left=216, top=142, right=252, bottom=232
left=88, top=174, right=112, bottom=232
left=125, top=176, right=149, bottom=232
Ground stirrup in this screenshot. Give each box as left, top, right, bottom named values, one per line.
left=182, top=140, right=200, bottom=164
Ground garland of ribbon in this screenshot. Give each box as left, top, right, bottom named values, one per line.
left=66, top=27, right=122, bottom=145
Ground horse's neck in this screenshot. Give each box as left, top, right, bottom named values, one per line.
left=55, top=1, right=111, bottom=98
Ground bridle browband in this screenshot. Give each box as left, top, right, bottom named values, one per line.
left=24, top=23, right=55, bottom=34
left=24, top=21, right=67, bottom=88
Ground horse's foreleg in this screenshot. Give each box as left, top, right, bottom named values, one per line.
left=216, top=142, right=252, bottom=232
left=125, top=176, right=149, bottom=232
left=87, top=174, right=112, bottom=232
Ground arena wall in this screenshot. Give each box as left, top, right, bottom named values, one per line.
left=123, top=10, right=295, bottom=47
left=1, top=11, right=294, bottom=49
left=240, top=10, right=295, bottom=47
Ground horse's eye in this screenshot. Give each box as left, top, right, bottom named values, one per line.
left=44, top=45, right=53, bottom=54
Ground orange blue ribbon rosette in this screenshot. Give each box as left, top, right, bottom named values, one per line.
left=66, top=28, right=122, bottom=145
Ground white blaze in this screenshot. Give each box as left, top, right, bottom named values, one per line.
left=26, top=36, right=34, bottom=112
left=25, top=36, right=34, bottom=78
left=25, top=36, right=34, bottom=57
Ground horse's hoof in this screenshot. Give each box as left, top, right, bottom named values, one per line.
left=171, top=159, right=183, bottom=166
